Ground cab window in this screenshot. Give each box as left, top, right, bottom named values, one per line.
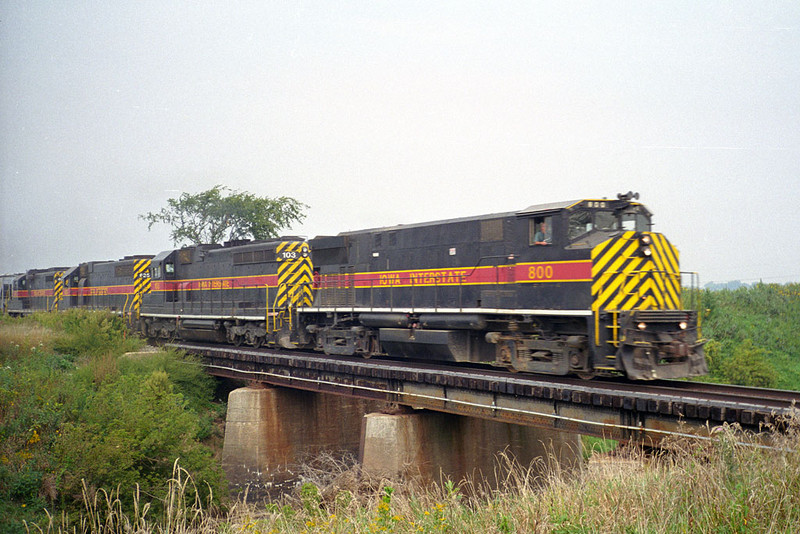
left=594, top=211, right=619, bottom=231
left=621, top=212, right=649, bottom=232
left=568, top=211, right=592, bottom=240
left=529, top=216, right=553, bottom=245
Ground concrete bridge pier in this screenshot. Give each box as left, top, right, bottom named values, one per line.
left=221, top=385, right=381, bottom=495
left=222, top=385, right=582, bottom=495
left=359, top=410, right=581, bottom=485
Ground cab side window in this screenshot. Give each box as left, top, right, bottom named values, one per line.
left=529, top=216, right=553, bottom=246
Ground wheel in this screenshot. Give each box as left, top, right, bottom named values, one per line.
left=232, top=334, right=243, bottom=347
left=252, top=336, right=264, bottom=348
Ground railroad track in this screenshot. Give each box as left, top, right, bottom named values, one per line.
left=638, top=379, right=800, bottom=412
left=169, top=341, right=799, bottom=441
left=169, top=341, right=800, bottom=413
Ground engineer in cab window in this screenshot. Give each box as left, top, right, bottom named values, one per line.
left=533, top=219, right=551, bottom=245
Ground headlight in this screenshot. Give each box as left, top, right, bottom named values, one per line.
left=679, top=321, right=688, bottom=330
left=641, top=247, right=652, bottom=257
left=637, top=322, right=647, bottom=330
left=640, top=234, right=652, bottom=245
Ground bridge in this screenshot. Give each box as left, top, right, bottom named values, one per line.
left=170, top=342, right=800, bottom=492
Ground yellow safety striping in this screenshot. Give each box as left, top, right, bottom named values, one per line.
left=275, top=241, right=313, bottom=309
left=52, top=271, right=64, bottom=311
left=132, top=259, right=152, bottom=317
left=591, top=232, right=681, bottom=314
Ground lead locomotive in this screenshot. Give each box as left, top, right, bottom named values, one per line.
left=134, top=192, right=706, bottom=380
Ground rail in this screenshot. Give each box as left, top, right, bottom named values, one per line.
left=170, top=342, right=799, bottom=445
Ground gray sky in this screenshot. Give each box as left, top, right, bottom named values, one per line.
left=2, top=1, right=799, bottom=284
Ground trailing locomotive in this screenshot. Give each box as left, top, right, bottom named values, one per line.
left=139, top=239, right=312, bottom=347
left=7, top=256, right=154, bottom=317
left=7, top=267, right=71, bottom=314
left=133, top=192, right=706, bottom=380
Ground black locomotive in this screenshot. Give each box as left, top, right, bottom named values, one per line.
left=135, top=193, right=706, bottom=380
left=6, top=193, right=706, bottom=380
left=7, top=257, right=153, bottom=316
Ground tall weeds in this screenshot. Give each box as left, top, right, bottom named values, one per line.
left=23, top=417, right=800, bottom=533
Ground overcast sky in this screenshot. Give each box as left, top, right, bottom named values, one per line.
left=2, top=2, right=799, bottom=284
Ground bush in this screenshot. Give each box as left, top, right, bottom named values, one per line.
left=716, top=339, right=778, bottom=388
left=55, top=370, right=225, bottom=510
left=0, top=313, right=225, bottom=530
left=701, top=283, right=798, bottom=390
left=34, top=309, right=145, bottom=357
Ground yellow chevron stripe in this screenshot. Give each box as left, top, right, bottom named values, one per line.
left=132, top=259, right=152, bottom=317
left=591, top=239, right=642, bottom=299
left=643, top=251, right=675, bottom=308
left=607, top=264, right=650, bottom=310
left=648, top=234, right=680, bottom=309
left=653, top=233, right=680, bottom=272
left=53, top=271, right=64, bottom=311
left=274, top=241, right=314, bottom=309
left=591, top=231, right=636, bottom=275
left=619, top=275, right=657, bottom=310
left=592, top=232, right=683, bottom=314
left=593, top=257, right=646, bottom=311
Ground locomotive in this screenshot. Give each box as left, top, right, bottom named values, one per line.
left=5, top=193, right=706, bottom=380
left=6, top=257, right=153, bottom=316
left=135, top=192, right=706, bottom=380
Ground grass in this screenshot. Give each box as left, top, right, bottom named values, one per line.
left=20, top=415, right=800, bottom=533
left=0, top=322, right=59, bottom=359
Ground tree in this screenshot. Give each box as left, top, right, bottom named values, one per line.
left=140, top=185, right=308, bottom=246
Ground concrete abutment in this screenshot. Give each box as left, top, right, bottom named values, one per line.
left=221, top=386, right=582, bottom=494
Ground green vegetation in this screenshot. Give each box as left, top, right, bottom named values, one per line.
left=3, top=282, right=799, bottom=531
left=12, top=420, right=800, bottom=533
left=700, top=282, right=800, bottom=389
left=140, top=185, right=307, bottom=246
left=0, top=310, right=225, bottom=533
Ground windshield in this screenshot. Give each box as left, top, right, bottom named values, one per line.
left=569, top=208, right=650, bottom=241
left=621, top=211, right=650, bottom=232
